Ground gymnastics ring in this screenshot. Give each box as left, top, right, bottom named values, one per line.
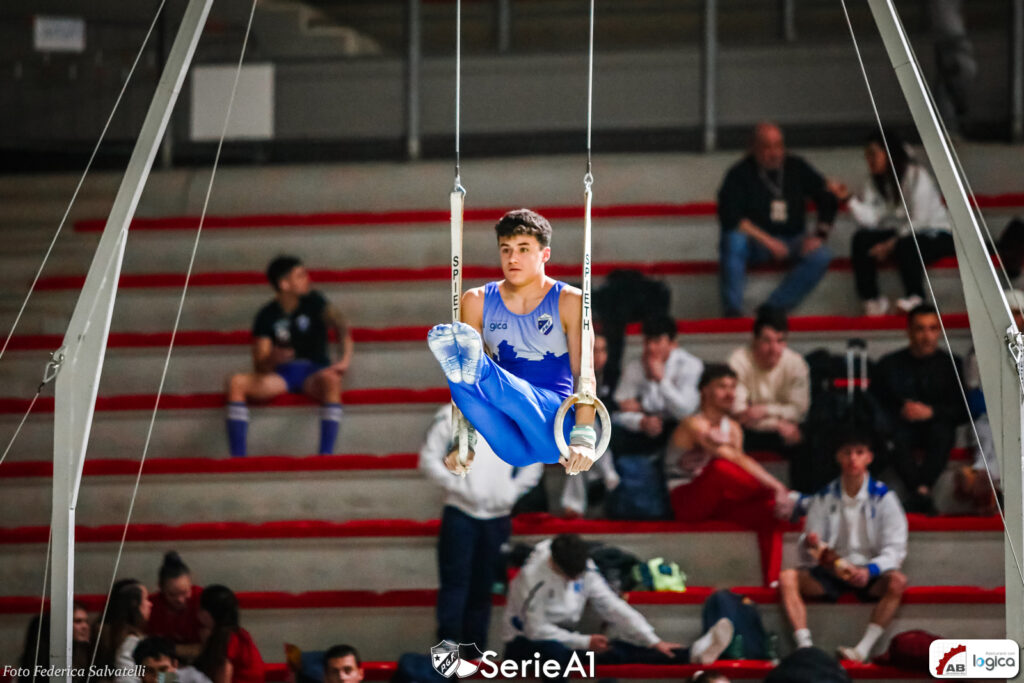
left=553, top=392, right=612, bottom=463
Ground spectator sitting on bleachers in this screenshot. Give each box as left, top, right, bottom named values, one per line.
left=872, top=304, right=965, bottom=514
left=194, top=585, right=265, bottom=683
left=19, top=610, right=91, bottom=683
left=74, top=601, right=92, bottom=652
left=955, top=355, right=1000, bottom=516
left=778, top=428, right=908, bottom=664
left=133, top=636, right=212, bottom=683
left=954, top=290, right=1024, bottom=515
left=561, top=332, right=619, bottom=517
left=225, top=255, right=354, bottom=457
left=728, top=306, right=809, bottom=456
left=665, top=364, right=792, bottom=528
left=419, top=405, right=543, bottom=650
left=94, top=578, right=153, bottom=683
left=323, top=644, right=364, bottom=683
left=717, top=122, right=839, bottom=317
left=148, top=551, right=203, bottom=662
left=611, top=315, right=703, bottom=456
left=502, top=534, right=734, bottom=668
left=833, top=128, right=952, bottom=316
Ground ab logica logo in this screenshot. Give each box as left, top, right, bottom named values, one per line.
left=929, top=639, right=1019, bottom=678
left=429, top=641, right=595, bottom=679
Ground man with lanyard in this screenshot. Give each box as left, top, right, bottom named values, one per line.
left=427, top=209, right=598, bottom=475
left=225, top=255, right=353, bottom=457
left=717, top=122, right=840, bottom=317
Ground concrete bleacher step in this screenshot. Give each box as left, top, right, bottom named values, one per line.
left=0, top=397, right=440, bottom=462
left=0, top=516, right=1001, bottom=597
left=0, top=518, right=769, bottom=597
left=0, top=261, right=973, bottom=337
left=0, top=447, right=975, bottom=527
left=0, top=586, right=1003, bottom=667
left=0, top=314, right=974, bottom=397
left=0, top=455, right=440, bottom=526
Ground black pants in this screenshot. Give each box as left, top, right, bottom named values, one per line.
left=891, top=419, right=957, bottom=490
left=436, top=506, right=510, bottom=649
left=851, top=229, right=956, bottom=300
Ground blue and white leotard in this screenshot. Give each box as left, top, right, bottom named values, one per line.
left=447, top=280, right=575, bottom=466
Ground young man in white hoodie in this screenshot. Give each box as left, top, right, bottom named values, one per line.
left=502, top=534, right=733, bottom=672
left=420, top=406, right=543, bottom=650
left=778, top=428, right=908, bottom=663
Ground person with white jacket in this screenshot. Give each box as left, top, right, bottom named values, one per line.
left=419, top=406, right=543, bottom=650
left=502, top=535, right=733, bottom=669
left=837, top=129, right=953, bottom=316
left=778, top=428, right=908, bottom=664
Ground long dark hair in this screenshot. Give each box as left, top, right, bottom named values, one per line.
left=94, top=579, right=148, bottom=668
left=194, top=585, right=241, bottom=678
left=867, top=128, right=911, bottom=202
left=18, top=612, right=49, bottom=681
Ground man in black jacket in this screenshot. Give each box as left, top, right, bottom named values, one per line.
left=717, top=123, right=839, bottom=317
left=872, top=304, right=966, bottom=513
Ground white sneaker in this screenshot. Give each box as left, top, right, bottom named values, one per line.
left=837, top=645, right=866, bottom=663
left=862, top=296, right=890, bottom=317
left=896, top=294, right=924, bottom=313
left=690, top=617, right=734, bottom=665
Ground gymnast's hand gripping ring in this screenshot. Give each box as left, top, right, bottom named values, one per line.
left=553, top=392, right=611, bottom=462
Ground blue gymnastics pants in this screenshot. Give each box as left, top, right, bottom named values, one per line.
left=448, top=354, right=573, bottom=467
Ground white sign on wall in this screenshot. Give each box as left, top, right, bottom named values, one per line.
left=191, top=63, right=275, bottom=141
left=33, top=16, right=86, bottom=53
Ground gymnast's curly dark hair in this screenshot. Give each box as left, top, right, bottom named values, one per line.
left=495, top=209, right=553, bottom=248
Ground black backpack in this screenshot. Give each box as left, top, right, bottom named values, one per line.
left=765, top=647, right=852, bottom=683
left=795, top=341, right=892, bottom=492
left=593, top=269, right=672, bottom=394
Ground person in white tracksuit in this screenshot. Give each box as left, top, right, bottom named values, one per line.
left=420, top=406, right=543, bottom=650
left=502, top=534, right=733, bottom=677
left=778, top=428, right=908, bottom=663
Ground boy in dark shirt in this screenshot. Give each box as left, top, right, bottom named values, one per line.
left=225, top=256, right=353, bottom=456
left=872, top=303, right=965, bottom=513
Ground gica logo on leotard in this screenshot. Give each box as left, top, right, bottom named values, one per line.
left=489, top=322, right=508, bottom=331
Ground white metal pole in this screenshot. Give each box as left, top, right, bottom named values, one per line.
left=866, top=0, right=1024, bottom=664
left=49, top=0, right=213, bottom=675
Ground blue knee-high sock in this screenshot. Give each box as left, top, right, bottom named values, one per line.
left=226, top=402, right=249, bottom=457
left=319, top=403, right=343, bottom=455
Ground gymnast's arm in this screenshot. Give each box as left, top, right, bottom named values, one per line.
left=460, top=287, right=485, bottom=335
left=561, top=286, right=596, bottom=427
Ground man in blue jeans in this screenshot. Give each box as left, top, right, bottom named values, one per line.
left=717, top=123, right=840, bottom=317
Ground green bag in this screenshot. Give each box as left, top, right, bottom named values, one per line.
left=631, top=557, right=686, bottom=592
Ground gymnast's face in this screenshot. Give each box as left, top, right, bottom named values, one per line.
left=498, top=235, right=550, bottom=286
